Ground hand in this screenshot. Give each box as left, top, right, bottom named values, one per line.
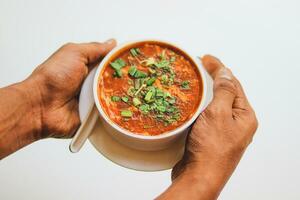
left=26, top=39, right=116, bottom=139
left=157, top=55, right=258, bottom=200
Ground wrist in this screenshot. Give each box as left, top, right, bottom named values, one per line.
left=171, top=157, right=236, bottom=200
left=14, top=77, right=43, bottom=141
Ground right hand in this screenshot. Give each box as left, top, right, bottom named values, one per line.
left=172, top=55, right=258, bottom=182
left=23, top=39, right=116, bottom=140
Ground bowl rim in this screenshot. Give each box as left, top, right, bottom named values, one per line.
left=93, top=39, right=208, bottom=140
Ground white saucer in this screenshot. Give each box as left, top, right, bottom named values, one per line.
left=78, top=68, right=213, bottom=171
left=79, top=68, right=185, bottom=171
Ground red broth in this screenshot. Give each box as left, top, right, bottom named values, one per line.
left=98, top=41, right=203, bottom=136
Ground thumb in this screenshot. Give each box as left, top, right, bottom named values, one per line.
left=212, top=67, right=237, bottom=112
left=78, top=39, right=117, bottom=65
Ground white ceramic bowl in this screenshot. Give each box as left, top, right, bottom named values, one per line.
left=93, top=39, right=208, bottom=151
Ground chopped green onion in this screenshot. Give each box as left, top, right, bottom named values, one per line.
left=181, top=81, right=190, bottom=89
left=139, top=104, right=150, bottom=113
left=156, top=89, right=164, bottom=97
left=121, top=110, right=132, bottom=117
left=157, top=105, right=166, bottom=112
left=128, top=66, right=137, bottom=76
left=133, top=70, right=147, bottom=78
left=133, top=97, right=142, bottom=106
left=144, top=91, right=153, bottom=102
left=128, top=66, right=148, bottom=78
left=113, top=69, right=122, bottom=78
left=110, top=58, right=126, bottom=77
left=143, top=57, right=156, bottom=66
left=130, top=48, right=140, bottom=57
left=111, top=96, right=120, bottom=102
left=146, top=77, right=156, bottom=86
left=121, top=96, right=129, bottom=103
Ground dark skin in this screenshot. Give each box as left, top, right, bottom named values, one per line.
left=0, top=40, right=258, bottom=199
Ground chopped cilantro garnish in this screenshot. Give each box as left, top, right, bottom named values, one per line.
left=121, top=110, right=132, bottom=117
left=111, top=96, right=120, bottom=102
left=139, top=104, right=150, bottom=113
left=181, top=81, right=190, bottom=89
left=110, top=58, right=126, bottom=77
left=155, top=89, right=164, bottom=97
left=146, top=77, right=156, bottom=86
left=133, top=97, right=142, bottom=106
left=121, top=96, right=129, bottom=103
left=128, top=66, right=148, bottom=78
left=128, top=66, right=137, bottom=76
left=154, top=59, right=170, bottom=69
left=143, top=57, right=156, bottom=66
left=157, top=105, right=166, bottom=112
left=144, top=91, right=153, bottom=102
left=133, top=70, right=147, bottom=78
left=130, top=48, right=140, bottom=57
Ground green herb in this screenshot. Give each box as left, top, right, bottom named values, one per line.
left=143, top=57, right=156, bottom=66
left=133, top=97, right=142, bottom=106
left=156, top=92, right=164, bottom=98
left=139, top=104, right=150, bottom=113
left=121, top=96, right=129, bottom=103
left=111, top=96, right=120, bottom=102
left=128, top=66, right=148, bottom=78
left=154, top=59, right=170, bottom=69
left=144, top=91, right=153, bottom=102
left=167, top=97, right=176, bottom=104
left=130, top=48, right=140, bottom=57
left=157, top=105, right=166, bottom=112
left=113, top=70, right=122, bottom=78
left=110, top=58, right=126, bottom=77
left=181, top=81, right=190, bottom=89
left=133, top=70, right=147, bottom=78
left=128, top=66, right=137, bottom=76
left=146, top=77, right=156, bottom=86
left=121, top=110, right=132, bottom=117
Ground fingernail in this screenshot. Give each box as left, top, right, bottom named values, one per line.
left=217, top=67, right=233, bottom=80
left=104, top=38, right=115, bottom=45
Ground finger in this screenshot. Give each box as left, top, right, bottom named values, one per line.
left=201, top=55, right=225, bottom=78
left=210, top=67, right=237, bottom=116
left=200, top=55, right=251, bottom=111
left=78, top=39, right=117, bottom=65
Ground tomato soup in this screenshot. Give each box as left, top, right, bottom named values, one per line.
left=98, top=41, right=203, bottom=136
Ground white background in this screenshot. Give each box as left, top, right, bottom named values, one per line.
left=0, top=0, right=299, bottom=199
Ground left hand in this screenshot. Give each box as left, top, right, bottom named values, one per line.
left=25, top=39, right=116, bottom=139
